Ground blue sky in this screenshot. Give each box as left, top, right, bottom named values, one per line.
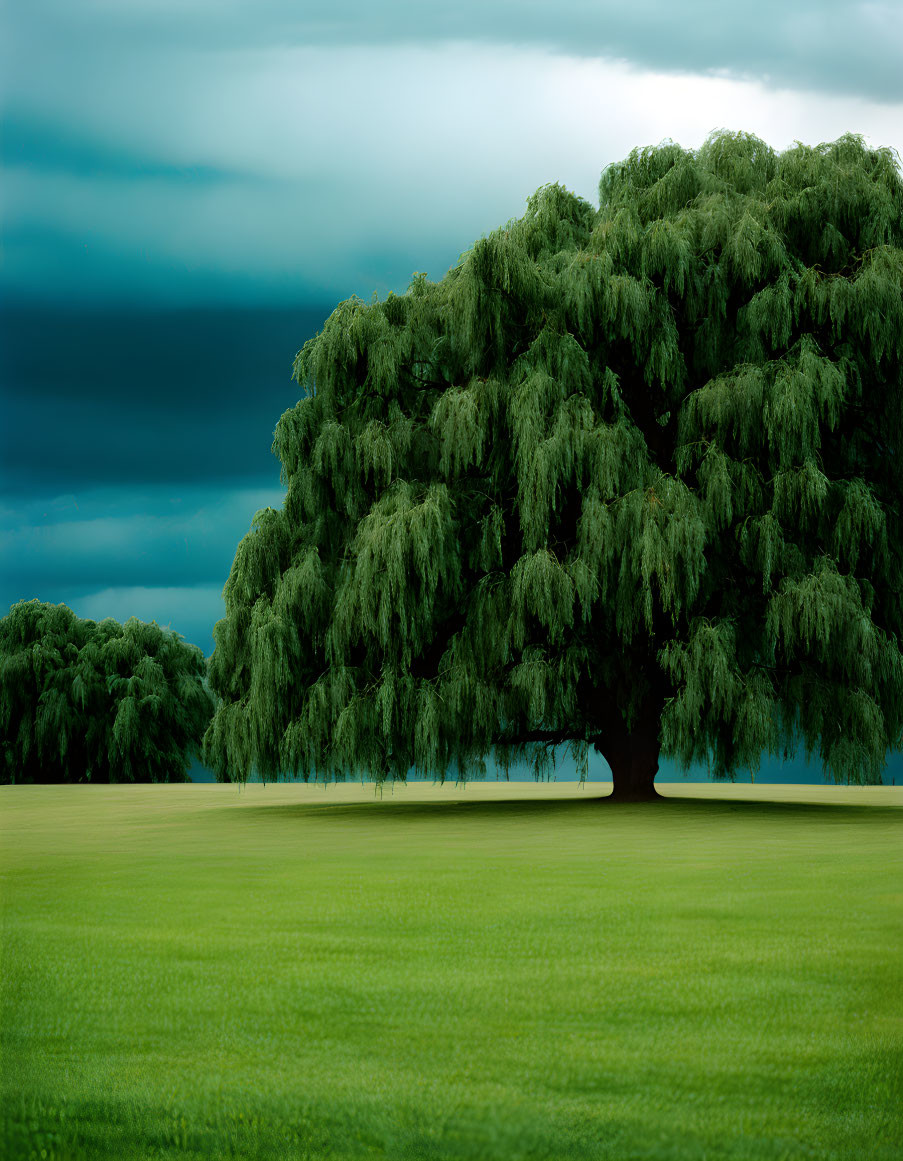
left=3, top=1, right=902, bottom=782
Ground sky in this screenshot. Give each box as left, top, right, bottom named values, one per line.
left=3, top=1, right=902, bottom=782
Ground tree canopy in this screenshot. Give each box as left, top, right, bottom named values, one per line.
left=204, top=130, right=903, bottom=799
left=1, top=600, right=213, bottom=784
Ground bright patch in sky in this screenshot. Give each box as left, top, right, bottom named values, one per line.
left=5, top=42, right=902, bottom=303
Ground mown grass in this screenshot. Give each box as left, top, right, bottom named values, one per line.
left=1, top=781, right=901, bottom=1160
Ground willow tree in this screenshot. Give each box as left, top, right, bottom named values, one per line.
left=0, top=600, right=213, bottom=783
left=205, top=131, right=903, bottom=800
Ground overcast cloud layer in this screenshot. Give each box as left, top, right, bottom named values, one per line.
left=4, top=4, right=902, bottom=305
left=0, top=482, right=285, bottom=650
left=1, top=306, right=325, bottom=492
left=0, top=306, right=317, bottom=650
left=10, top=1, right=903, bottom=101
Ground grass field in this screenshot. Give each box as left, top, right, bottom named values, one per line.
left=2, top=780, right=901, bottom=1160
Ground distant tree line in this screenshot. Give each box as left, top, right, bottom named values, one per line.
left=0, top=600, right=213, bottom=784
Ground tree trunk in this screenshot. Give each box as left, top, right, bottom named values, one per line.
left=590, top=697, right=663, bottom=802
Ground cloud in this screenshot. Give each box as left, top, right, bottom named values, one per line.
left=11, top=1, right=903, bottom=103
left=4, top=36, right=901, bottom=307
left=0, top=484, right=284, bottom=626
left=2, top=115, right=244, bottom=185
left=65, top=585, right=226, bottom=653
left=1, top=305, right=330, bottom=491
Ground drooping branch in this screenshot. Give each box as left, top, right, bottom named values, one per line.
left=206, top=132, right=903, bottom=791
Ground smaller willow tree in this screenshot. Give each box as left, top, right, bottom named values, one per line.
left=205, top=131, right=903, bottom=800
left=0, top=600, right=214, bottom=783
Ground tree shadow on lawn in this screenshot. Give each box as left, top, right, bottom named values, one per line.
left=222, top=790, right=902, bottom=828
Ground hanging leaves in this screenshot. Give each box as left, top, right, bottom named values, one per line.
left=206, top=130, right=903, bottom=787
left=1, top=601, right=213, bottom=784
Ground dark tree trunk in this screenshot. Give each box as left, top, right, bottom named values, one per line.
left=589, top=693, right=664, bottom=802
left=596, top=731, right=661, bottom=800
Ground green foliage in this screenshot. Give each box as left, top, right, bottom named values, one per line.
left=207, top=131, right=903, bottom=787
left=0, top=600, right=214, bottom=783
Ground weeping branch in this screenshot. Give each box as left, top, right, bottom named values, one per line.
left=206, top=131, right=903, bottom=790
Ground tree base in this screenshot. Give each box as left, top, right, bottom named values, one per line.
left=590, top=699, right=663, bottom=804
left=603, top=783, right=663, bottom=803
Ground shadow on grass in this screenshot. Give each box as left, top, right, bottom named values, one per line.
left=220, top=789, right=903, bottom=827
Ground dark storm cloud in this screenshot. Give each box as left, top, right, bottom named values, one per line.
left=1, top=222, right=230, bottom=306
left=12, top=0, right=903, bottom=104
left=0, top=484, right=282, bottom=593
left=257, top=0, right=903, bottom=103
left=2, top=103, right=467, bottom=306
left=1, top=303, right=328, bottom=649
left=0, top=483, right=287, bottom=651
left=2, top=112, right=356, bottom=306
left=2, top=114, right=241, bottom=185
left=0, top=305, right=330, bottom=492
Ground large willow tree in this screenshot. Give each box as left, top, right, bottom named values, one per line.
left=206, top=131, right=903, bottom=800
left=1, top=601, right=213, bottom=783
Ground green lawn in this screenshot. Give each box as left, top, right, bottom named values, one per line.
left=1, top=781, right=901, bottom=1160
